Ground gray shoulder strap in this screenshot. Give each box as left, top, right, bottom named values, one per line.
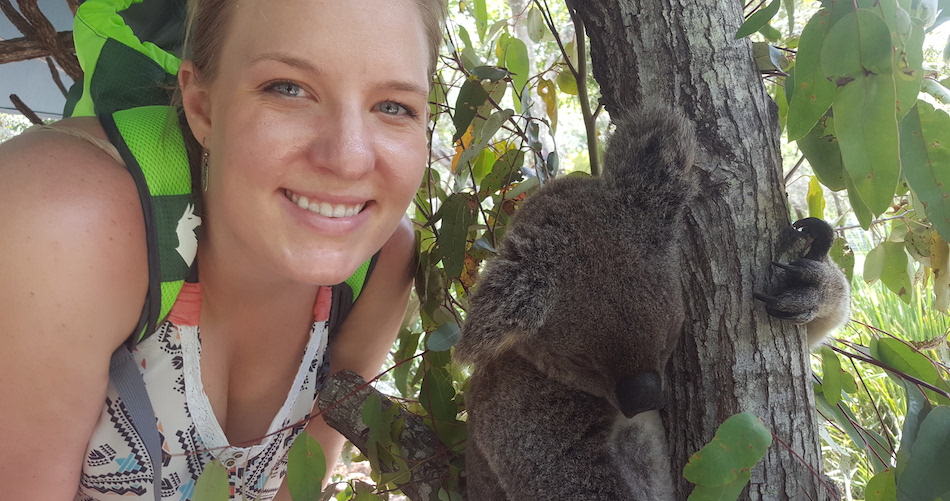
left=109, top=346, right=163, bottom=501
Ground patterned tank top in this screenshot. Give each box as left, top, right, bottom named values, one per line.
left=75, top=282, right=333, bottom=500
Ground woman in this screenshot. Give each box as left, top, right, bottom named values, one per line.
left=0, top=0, right=445, bottom=498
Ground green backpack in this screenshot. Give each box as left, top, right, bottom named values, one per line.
left=68, top=1, right=376, bottom=497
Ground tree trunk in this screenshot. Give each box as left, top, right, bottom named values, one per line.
left=564, top=0, right=830, bottom=499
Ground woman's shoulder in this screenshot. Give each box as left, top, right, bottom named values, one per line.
left=0, top=116, right=148, bottom=345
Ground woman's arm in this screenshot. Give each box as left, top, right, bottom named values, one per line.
left=0, top=123, right=148, bottom=500
left=278, top=216, right=417, bottom=497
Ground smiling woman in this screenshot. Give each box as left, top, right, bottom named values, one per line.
left=0, top=0, right=446, bottom=500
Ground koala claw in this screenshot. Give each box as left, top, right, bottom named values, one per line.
left=755, top=218, right=850, bottom=347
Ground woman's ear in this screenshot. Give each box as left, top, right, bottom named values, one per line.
left=179, top=60, right=212, bottom=145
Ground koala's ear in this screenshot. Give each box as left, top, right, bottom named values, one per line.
left=454, top=257, right=552, bottom=365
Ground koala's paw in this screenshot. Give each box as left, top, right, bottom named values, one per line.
left=754, top=218, right=850, bottom=346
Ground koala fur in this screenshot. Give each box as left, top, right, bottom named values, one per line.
left=754, top=217, right=851, bottom=347
left=454, top=108, right=698, bottom=500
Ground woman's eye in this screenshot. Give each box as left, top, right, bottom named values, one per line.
left=268, top=81, right=305, bottom=98
left=377, top=101, right=416, bottom=117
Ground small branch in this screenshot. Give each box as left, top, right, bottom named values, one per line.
left=318, top=370, right=456, bottom=501
left=0, top=0, right=34, bottom=37
left=784, top=154, right=806, bottom=184
left=9, top=94, right=43, bottom=124
left=567, top=8, right=600, bottom=177
left=0, top=32, right=74, bottom=64
left=45, top=56, right=68, bottom=97
left=16, top=0, right=82, bottom=81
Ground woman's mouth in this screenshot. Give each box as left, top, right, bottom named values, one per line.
left=284, top=189, right=365, bottom=218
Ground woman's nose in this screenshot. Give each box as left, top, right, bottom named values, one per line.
left=308, top=111, right=374, bottom=179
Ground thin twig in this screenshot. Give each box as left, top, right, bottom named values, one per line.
left=9, top=94, right=43, bottom=124
left=45, top=56, right=68, bottom=97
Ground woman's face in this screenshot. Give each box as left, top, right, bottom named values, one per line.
left=184, top=0, right=430, bottom=285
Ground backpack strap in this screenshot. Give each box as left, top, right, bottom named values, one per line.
left=100, top=105, right=198, bottom=343
left=110, top=347, right=164, bottom=501
left=67, top=0, right=182, bottom=117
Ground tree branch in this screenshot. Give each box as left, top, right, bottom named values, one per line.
left=0, top=32, right=75, bottom=64
left=318, top=370, right=457, bottom=501
left=15, top=0, right=81, bottom=81
left=9, top=94, right=43, bottom=124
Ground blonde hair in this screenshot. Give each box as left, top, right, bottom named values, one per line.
left=183, top=0, right=446, bottom=82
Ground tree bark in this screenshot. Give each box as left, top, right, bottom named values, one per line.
left=564, top=0, right=829, bottom=499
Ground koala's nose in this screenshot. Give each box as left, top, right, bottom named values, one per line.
left=615, top=372, right=664, bottom=418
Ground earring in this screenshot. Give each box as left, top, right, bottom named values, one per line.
left=201, top=149, right=210, bottom=192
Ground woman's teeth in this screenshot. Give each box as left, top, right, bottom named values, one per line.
left=286, top=190, right=364, bottom=218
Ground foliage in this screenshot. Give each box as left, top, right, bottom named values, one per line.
left=683, top=413, right=772, bottom=500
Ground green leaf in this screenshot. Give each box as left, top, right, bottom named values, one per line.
left=901, top=102, right=950, bottom=243
left=479, top=148, right=525, bottom=199
left=736, top=0, right=782, bottom=39
left=833, top=73, right=901, bottom=215
left=436, top=193, right=477, bottom=278
left=193, top=459, right=229, bottom=501
left=393, top=329, right=421, bottom=397
left=470, top=65, right=511, bottom=82
left=787, top=10, right=837, bottom=140
left=288, top=431, right=326, bottom=501
left=758, top=23, right=783, bottom=41
left=814, top=391, right=891, bottom=472
left=503, top=37, right=530, bottom=113
left=526, top=6, right=547, bottom=43
left=557, top=67, right=578, bottom=95
left=830, top=235, right=856, bottom=282
left=452, top=79, right=491, bottom=143
left=538, top=78, right=558, bottom=132
left=797, top=115, right=847, bottom=191
left=866, top=242, right=914, bottom=302
left=427, top=322, right=461, bottom=351
left=420, top=366, right=458, bottom=422
left=362, top=392, right=383, bottom=450
left=875, top=338, right=950, bottom=404
left=921, top=79, right=950, bottom=105
left=473, top=0, right=488, bottom=41
left=866, top=468, right=898, bottom=501
left=807, top=176, right=827, bottom=218
left=475, top=109, right=514, bottom=144
left=897, top=406, right=950, bottom=499
left=683, top=412, right=772, bottom=486
left=820, top=10, right=894, bottom=78
left=896, top=380, right=932, bottom=479
left=687, top=470, right=751, bottom=501
left=821, top=347, right=843, bottom=406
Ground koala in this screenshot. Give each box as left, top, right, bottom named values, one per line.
left=754, top=217, right=851, bottom=347
left=454, top=108, right=698, bottom=500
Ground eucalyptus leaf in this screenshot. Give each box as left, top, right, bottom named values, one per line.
left=736, top=0, right=782, bottom=39
left=682, top=412, right=772, bottom=486
left=193, top=459, right=229, bottom=501
left=420, top=366, right=458, bottom=422
left=833, top=73, right=901, bottom=216
left=820, top=10, right=894, bottom=78
left=901, top=102, right=950, bottom=243
left=427, top=322, right=461, bottom=352
left=453, top=79, right=491, bottom=143
left=687, top=470, right=751, bottom=501
left=797, top=115, right=847, bottom=191
left=866, top=468, right=897, bottom=501
left=822, top=347, right=843, bottom=406
left=807, top=176, right=826, bottom=218
left=787, top=10, right=837, bottom=140
left=436, top=193, right=477, bottom=278
left=896, top=406, right=950, bottom=500
left=288, top=431, right=326, bottom=501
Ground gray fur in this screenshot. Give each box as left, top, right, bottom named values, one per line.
left=754, top=217, right=851, bottom=347
left=455, top=108, right=697, bottom=500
